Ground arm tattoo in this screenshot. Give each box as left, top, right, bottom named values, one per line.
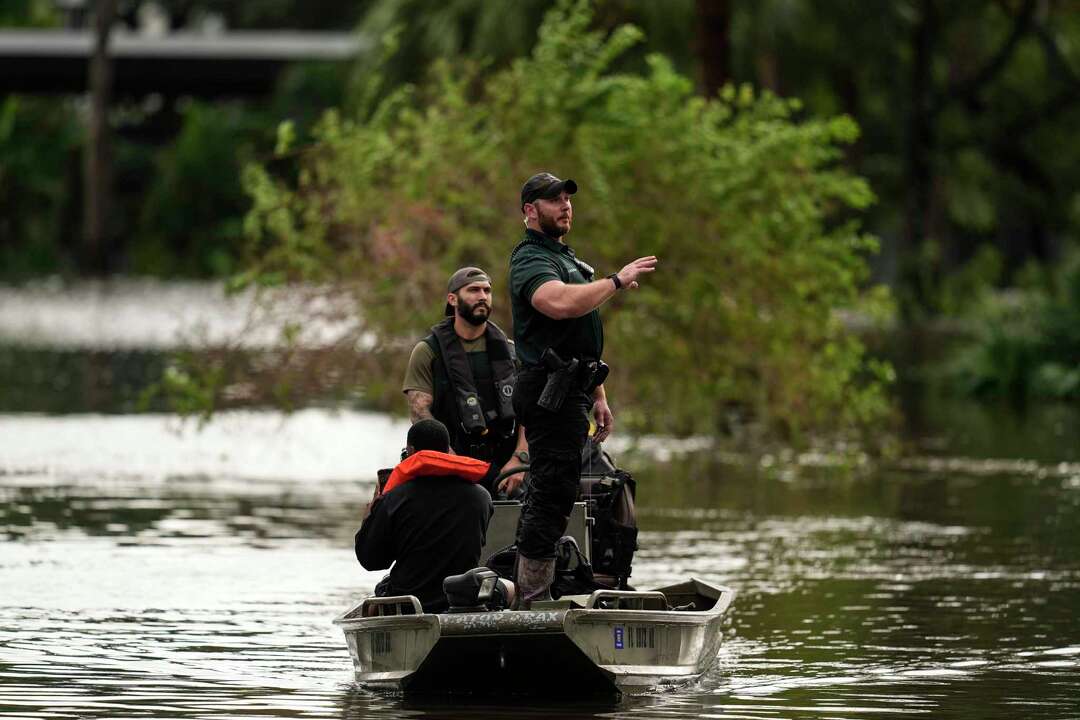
left=407, top=390, right=435, bottom=423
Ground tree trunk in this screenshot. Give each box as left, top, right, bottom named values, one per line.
left=695, top=0, right=732, bottom=96
left=84, top=0, right=117, bottom=275
left=902, top=0, right=937, bottom=315
left=833, top=66, right=862, bottom=166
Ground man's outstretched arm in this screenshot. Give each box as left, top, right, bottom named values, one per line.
left=531, top=256, right=658, bottom=319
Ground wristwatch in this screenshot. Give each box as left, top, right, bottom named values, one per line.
left=514, top=450, right=530, bottom=464
left=607, top=273, right=623, bottom=290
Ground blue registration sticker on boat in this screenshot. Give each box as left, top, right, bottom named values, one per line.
left=614, top=626, right=624, bottom=649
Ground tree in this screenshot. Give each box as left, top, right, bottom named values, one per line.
left=220, top=0, right=892, bottom=442
left=695, top=0, right=732, bottom=96
left=728, top=0, right=1080, bottom=315
left=83, top=0, right=117, bottom=274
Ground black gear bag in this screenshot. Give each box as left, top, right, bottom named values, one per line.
left=578, top=438, right=638, bottom=589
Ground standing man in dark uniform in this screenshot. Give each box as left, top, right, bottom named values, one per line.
left=403, top=267, right=530, bottom=497
left=509, top=172, right=657, bottom=605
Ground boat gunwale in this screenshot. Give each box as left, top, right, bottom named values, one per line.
left=334, top=578, right=736, bottom=632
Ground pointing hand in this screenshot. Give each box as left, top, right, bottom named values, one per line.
left=616, top=256, right=658, bottom=290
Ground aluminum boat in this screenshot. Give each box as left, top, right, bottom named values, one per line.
left=334, top=577, right=735, bottom=696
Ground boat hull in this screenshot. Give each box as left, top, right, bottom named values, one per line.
left=335, top=578, right=734, bottom=696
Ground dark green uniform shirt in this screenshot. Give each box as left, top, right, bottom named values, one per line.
left=509, top=229, right=604, bottom=366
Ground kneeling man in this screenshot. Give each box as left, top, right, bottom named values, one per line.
left=355, top=419, right=495, bottom=612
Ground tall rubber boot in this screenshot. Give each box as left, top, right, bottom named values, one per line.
left=514, top=556, right=555, bottom=610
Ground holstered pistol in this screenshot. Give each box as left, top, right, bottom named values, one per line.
left=538, top=348, right=578, bottom=412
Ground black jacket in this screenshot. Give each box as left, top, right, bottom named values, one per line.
left=355, top=476, right=493, bottom=612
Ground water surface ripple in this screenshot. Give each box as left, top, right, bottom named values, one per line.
left=3, top=413, right=1079, bottom=719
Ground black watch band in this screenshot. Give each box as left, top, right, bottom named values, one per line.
left=607, top=273, right=623, bottom=290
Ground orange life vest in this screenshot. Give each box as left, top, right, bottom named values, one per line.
left=381, top=450, right=491, bottom=495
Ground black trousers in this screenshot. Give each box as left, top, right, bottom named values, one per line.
left=513, top=368, right=591, bottom=560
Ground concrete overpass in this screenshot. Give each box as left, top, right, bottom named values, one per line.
left=0, top=30, right=368, bottom=97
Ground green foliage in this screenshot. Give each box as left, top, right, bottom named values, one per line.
left=0, top=0, right=58, bottom=26
left=949, top=249, right=1080, bottom=401
left=235, top=0, right=893, bottom=441
left=722, top=1, right=1080, bottom=318
left=0, top=0, right=357, bottom=279
left=134, top=101, right=263, bottom=277
left=0, top=96, right=80, bottom=277
left=938, top=244, right=1004, bottom=316
left=141, top=358, right=224, bottom=425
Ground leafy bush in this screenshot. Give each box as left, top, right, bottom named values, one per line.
left=0, top=96, right=81, bottom=278
left=949, top=249, right=1080, bottom=401
left=135, top=101, right=261, bottom=277
left=232, top=0, right=893, bottom=442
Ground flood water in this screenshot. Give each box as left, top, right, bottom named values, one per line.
left=2, top=282, right=1080, bottom=719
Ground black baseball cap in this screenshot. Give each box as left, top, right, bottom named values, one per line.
left=445, top=266, right=492, bottom=316
left=520, top=172, right=578, bottom=209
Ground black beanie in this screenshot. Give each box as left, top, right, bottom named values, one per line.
left=407, top=419, right=451, bottom=453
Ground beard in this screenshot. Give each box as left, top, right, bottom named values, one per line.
left=455, top=296, right=490, bottom=326
left=537, top=208, right=570, bottom=238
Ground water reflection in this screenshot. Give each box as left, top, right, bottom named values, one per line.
left=1, top=479, right=365, bottom=543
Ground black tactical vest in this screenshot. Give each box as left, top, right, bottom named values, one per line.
left=424, top=317, right=517, bottom=462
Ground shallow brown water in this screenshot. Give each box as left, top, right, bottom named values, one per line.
left=2, top=409, right=1079, bottom=719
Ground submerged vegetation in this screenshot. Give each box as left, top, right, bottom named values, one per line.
left=213, top=0, right=893, bottom=443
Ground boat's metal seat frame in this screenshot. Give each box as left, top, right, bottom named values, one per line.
left=584, top=589, right=668, bottom=611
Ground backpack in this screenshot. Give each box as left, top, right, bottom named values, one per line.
left=481, top=438, right=639, bottom=592
left=578, top=438, right=638, bottom=589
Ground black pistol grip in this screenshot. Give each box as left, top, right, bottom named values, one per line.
left=538, top=357, right=578, bottom=412
left=540, top=347, right=566, bottom=371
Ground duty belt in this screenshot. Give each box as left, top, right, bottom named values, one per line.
left=532, top=349, right=609, bottom=411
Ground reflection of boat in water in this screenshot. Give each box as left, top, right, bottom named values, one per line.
left=334, top=577, right=735, bottom=696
